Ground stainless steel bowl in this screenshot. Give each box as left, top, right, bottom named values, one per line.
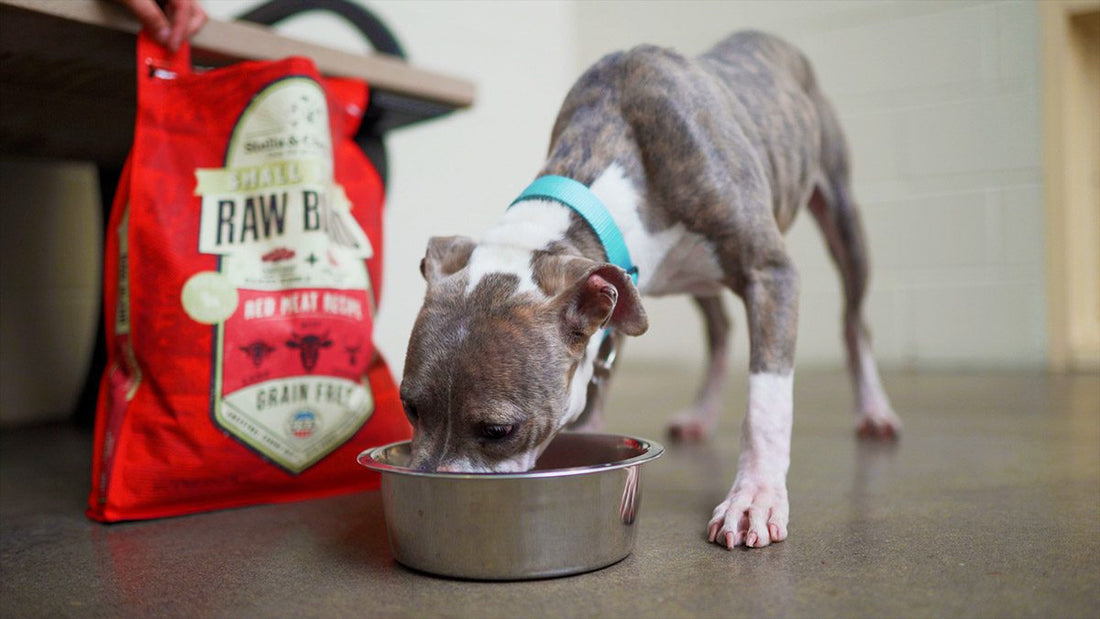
left=358, top=433, right=664, bottom=580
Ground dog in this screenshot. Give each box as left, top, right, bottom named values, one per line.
left=399, top=31, right=901, bottom=549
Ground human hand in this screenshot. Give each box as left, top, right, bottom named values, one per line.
left=116, top=0, right=207, bottom=51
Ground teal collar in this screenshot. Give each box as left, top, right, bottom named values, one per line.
left=510, top=175, right=638, bottom=284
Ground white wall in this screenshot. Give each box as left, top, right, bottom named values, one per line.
left=573, top=0, right=1046, bottom=371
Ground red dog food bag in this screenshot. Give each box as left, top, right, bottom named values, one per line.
left=87, top=35, right=410, bottom=522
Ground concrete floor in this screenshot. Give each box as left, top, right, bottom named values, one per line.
left=2, top=366, right=1098, bottom=617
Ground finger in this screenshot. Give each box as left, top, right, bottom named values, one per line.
left=186, top=2, right=208, bottom=40
left=166, top=0, right=193, bottom=51
left=122, top=0, right=171, bottom=45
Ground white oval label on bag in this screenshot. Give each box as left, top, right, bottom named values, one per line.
left=191, top=76, right=376, bottom=474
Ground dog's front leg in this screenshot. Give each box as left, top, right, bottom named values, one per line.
left=709, top=262, right=798, bottom=549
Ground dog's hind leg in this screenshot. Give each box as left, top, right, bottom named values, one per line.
left=667, top=294, right=731, bottom=441
left=809, top=167, right=900, bottom=440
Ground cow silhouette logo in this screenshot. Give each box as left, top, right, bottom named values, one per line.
left=286, top=331, right=332, bottom=372
left=239, top=340, right=276, bottom=368
left=345, top=342, right=362, bottom=365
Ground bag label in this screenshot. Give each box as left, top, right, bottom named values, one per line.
left=190, top=76, right=375, bottom=474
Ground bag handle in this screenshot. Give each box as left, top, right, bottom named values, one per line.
left=236, top=0, right=406, bottom=60
left=138, top=30, right=193, bottom=77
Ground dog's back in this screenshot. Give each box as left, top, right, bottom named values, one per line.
left=699, top=31, right=850, bottom=230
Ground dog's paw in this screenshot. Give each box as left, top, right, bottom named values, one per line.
left=707, top=478, right=788, bottom=549
left=856, top=409, right=901, bottom=441
left=666, top=410, right=715, bottom=442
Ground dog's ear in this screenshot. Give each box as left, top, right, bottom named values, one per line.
left=420, top=236, right=476, bottom=284
left=558, top=263, right=648, bottom=339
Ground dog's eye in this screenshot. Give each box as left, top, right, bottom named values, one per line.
left=401, top=399, right=418, bottom=424
left=481, top=424, right=514, bottom=440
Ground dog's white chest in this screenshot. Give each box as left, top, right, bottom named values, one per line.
left=591, top=165, right=725, bottom=297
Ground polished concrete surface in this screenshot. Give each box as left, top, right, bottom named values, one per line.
left=2, top=367, right=1098, bottom=617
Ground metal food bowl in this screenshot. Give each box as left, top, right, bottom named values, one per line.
left=357, top=433, right=664, bottom=581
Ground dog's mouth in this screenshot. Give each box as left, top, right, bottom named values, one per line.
left=434, top=458, right=532, bottom=474
left=416, top=453, right=538, bottom=474
left=408, top=431, right=555, bottom=474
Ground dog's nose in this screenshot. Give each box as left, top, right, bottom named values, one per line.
left=406, top=453, right=437, bottom=472
left=411, top=459, right=437, bottom=473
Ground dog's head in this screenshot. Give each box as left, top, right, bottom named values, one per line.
left=400, top=235, right=647, bottom=473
